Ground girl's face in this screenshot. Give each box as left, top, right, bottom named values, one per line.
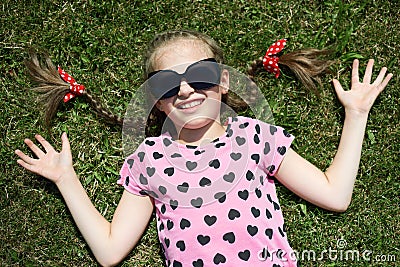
left=153, top=40, right=229, bottom=132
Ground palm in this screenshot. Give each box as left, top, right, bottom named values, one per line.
left=333, top=59, right=392, bottom=115
left=36, top=148, right=72, bottom=181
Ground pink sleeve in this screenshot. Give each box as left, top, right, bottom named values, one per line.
left=117, top=150, right=147, bottom=196
left=259, top=122, right=294, bottom=176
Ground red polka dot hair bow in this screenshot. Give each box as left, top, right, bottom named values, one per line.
left=58, top=66, right=86, bottom=103
left=262, top=38, right=287, bottom=78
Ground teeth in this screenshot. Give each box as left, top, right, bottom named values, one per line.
left=179, top=100, right=202, bottom=109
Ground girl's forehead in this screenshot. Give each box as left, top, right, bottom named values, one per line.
left=153, top=39, right=213, bottom=72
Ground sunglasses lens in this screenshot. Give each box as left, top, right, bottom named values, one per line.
left=148, top=70, right=180, bottom=99
left=187, top=61, right=221, bottom=90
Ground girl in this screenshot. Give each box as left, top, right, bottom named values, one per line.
left=15, top=30, right=392, bottom=266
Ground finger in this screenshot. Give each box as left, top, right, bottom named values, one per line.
left=372, top=67, right=388, bottom=86
left=35, top=134, right=55, bottom=153
left=369, top=73, right=393, bottom=102
left=351, top=59, right=360, bottom=85
left=61, top=132, right=71, bottom=153
left=24, top=138, right=45, bottom=158
left=15, top=149, right=37, bottom=165
left=377, top=73, right=393, bottom=93
left=16, top=158, right=39, bottom=174
left=332, top=79, right=345, bottom=97
left=363, top=59, right=374, bottom=84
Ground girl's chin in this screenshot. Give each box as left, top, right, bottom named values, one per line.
left=174, top=117, right=218, bottom=130
left=167, top=100, right=223, bottom=130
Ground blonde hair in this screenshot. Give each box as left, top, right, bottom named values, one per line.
left=24, top=30, right=333, bottom=136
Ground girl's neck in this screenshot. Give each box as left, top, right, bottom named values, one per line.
left=174, top=119, right=227, bottom=146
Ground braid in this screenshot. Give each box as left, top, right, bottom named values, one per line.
left=247, top=57, right=264, bottom=82
left=24, top=52, right=123, bottom=127
left=245, top=57, right=265, bottom=104
left=83, top=91, right=123, bottom=126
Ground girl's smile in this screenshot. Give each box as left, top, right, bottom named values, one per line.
left=176, top=98, right=204, bottom=111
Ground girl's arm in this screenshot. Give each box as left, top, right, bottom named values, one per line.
left=275, top=59, right=392, bottom=212
left=15, top=134, right=154, bottom=266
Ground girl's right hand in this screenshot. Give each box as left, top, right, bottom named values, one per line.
left=15, top=132, right=75, bottom=185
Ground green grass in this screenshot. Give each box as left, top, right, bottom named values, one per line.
left=1, top=0, right=399, bottom=266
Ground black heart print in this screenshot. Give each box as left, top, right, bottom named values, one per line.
left=251, top=207, right=260, bottom=218
left=180, top=218, right=191, bottom=229
left=170, top=199, right=178, bottom=210
left=163, top=138, right=172, bottom=147
left=177, top=182, right=189, bottom=193
left=145, top=140, right=155, bottom=146
left=158, top=185, right=167, bottom=195
left=153, top=151, right=163, bottom=160
left=191, top=197, right=203, bottom=208
left=204, top=215, right=217, bottom=226
left=139, top=174, right=148, bottom=185
left=230, top=152, right=242, bottom=161
left=235, top=136, right=246, bottom=146
left=186, top=161, right=197, bottom=171
left=238, top=190, right=249, bottom=200
left=176, top=240, right=185, bottom=251
left=222, top=232, right=235, bottom=244
left=277, top=146, right=286, bottom=155
left=270, top=125, right=277, bottom=135
left=197, top=235, right=210, bottom=246
left=192, top=259, right=204, bottom=267
left=265, top=228, right=273, bottom=239
left=238, top=250, right=250, bottom=261
left=223, top=172, right=235, bottom=183
left=209, top=159, right=220, bottom=169
left=214, top=192, right=226, bottom=203
left=137, top=152, right=145, bottom=162
left=146, top=167, right=155, bottom=177
left=199, top=177, right=211, bottom=187
left=228, top=209, right=240, bottom=220
left=247, top=225, right=258, bottom=236
left=127, top=158, right=134, bottom=168
left=213, top=253, right=226, bottom=264
left=164, top=167, right=174, bottom=176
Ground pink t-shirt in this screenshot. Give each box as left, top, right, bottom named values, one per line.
left=118, top=116, right=297, bottom=266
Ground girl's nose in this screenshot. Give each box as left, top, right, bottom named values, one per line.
left=177, top=80, right=194, bottom=98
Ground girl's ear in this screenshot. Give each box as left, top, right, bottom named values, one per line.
left=219, top=69, right=230, bottom=95
left=155, top=100, right=164, bottom=111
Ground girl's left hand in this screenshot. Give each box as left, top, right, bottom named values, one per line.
left=332, top=59, right=393, bottom=116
